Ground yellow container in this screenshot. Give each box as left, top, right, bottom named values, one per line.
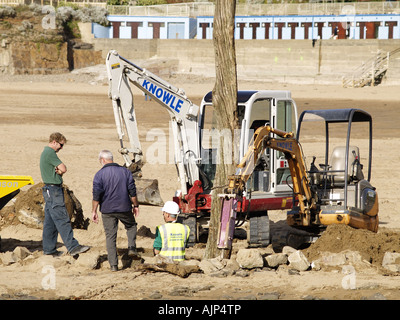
left=0, top=175, right=34, bottom=199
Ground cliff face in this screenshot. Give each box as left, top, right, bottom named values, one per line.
left=0, top=6, right=103, bottom=75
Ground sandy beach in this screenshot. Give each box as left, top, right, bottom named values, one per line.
left=0, top=69, right=400, bottom=302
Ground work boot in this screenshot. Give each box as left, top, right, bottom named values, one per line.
left=128, top=246, right=138, bottom=257
left=44, top=250, right=64, bottom=257
left=110, top=265, right=118, bottom=272
left=69, top=245, right=90, bottom=256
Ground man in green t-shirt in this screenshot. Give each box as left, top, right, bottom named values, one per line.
left=40, top=132, right=90, bottom=257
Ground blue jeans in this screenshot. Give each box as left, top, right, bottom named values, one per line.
left=42, top=185, right=79, bottom=254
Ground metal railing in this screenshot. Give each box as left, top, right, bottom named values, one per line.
left=342, top=48, right=400, bottom=88
left=1, top=1, right=399, bottom=15
left=107, top=1, right=400, bottom=17
left=0, top=0, right=106, bottom=7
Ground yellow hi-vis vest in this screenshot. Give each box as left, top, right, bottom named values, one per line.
left=157, top=222, right=190, bottom=261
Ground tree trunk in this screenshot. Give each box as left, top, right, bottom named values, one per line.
left=203, top=0, right=238, bottom=259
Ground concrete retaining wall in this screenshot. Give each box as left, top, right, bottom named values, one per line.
left=93, top=38, right=400, bottom=85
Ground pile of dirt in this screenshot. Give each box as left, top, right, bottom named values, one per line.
left=0, top=183, right=89, bottom=230
left=304, top=224, right=400, bottom=266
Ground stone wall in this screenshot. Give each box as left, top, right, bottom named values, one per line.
left=93, top=38, right=400, bottom=85
left=0, top=40, right=103, bottom=75
left=10, top=41, right=69, bottom=75
left=0, top=13, right=103, bottom=75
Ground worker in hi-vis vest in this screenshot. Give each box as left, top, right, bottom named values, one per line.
left=153, top=201, right=190, bottom=261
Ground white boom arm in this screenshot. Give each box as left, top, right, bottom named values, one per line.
left=106, top=50, right=201, bottom=196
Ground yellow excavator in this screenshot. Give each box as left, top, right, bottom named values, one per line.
left=0, top=175, right=34, bottom=250
left=218, top=108, right=378, bottom=252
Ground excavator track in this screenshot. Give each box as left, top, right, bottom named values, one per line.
left=248, top=213, right=270, bottom=247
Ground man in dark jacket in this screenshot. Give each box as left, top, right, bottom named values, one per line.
left=91, top=150, right=139, bottom=271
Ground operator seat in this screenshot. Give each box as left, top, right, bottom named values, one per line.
left=329, top=146, right=364, bottom=186
left=250, top=120, right=269, bottom=131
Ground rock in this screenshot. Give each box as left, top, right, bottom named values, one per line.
left=235, top=269, right=250, bottom=277
left=0, top=251, right=16, bottom=265
left=142, top=256, right=157, bottom=264
left=236, top=249, right=264, bottom=269
left=75, top=252, right=101, bottom=269
left=210, top=270, right=230, bottom=278
left=313, top=250, right=371, bottom=269
left=36, top=254, right=71, bottom=269
left=319, top=252, right=347, bottom=266
left=311, top=261, right=321, bottom=271
left=288, top=250, right=310, bottom=271
left=282, top=246, right=297, bottom=255
left=382, top=264, right=400, bottom=272
left=362, top=293, right=387, bottom=300
left=180, top=259, right=200, bottom=267
left=169, top=285, right=193, bottom=297
left=382, top=252, right=400, bottom=266
left=288, top=268, right=300, bottom=275
left=149, top=291, right=163, bottom=299
left=13, top=246, right=31, bottom=261
left=225, top=258, right=241, bottom=272
left=344, top=250, right=367, bottom=265
left=257, top=292, right=280, bottom=300
left=199, top=257, right=226, bottom=274
left=265, top=253, right=288, bottom=268
left=238, top=294, right=257, bottom=300
left=381, top=252, right=400, bottom=272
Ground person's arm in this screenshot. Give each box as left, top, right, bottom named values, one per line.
left=131, top=196, right=139, bottom=217
left=153, top=227, right=162, bottom=255
left=55, top=163, right=67, bottom=176
left=92, top=173, right=103, bottom=224
left=92, top=200, right=100, bottom=223
left=127, top=172, right=139, bottom=217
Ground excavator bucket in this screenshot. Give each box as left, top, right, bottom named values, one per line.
left=135, top=178, right=164, bottom=206
left=0, top=175, right=34, bottom=210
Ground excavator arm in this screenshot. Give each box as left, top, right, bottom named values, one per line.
left=218, top=125, right=316, bottom=250
left=106, top=50, right=201, bottom=196
left=227, top=125, right=314, bottom=209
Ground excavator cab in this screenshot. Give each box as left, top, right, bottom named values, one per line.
left=293, top=108, right=378, bottom=233
left=199, top=90, right=298, bottom=247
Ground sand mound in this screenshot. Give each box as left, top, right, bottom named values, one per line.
left=1, top=183, right=89, bottom=230
left=304, top=224, right=400, bottom=266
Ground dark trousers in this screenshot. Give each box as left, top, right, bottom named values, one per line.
left=102, top=212, right=137, bottom=267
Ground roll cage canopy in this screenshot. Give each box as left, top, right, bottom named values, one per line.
left=297, top=108, right=373, bottom=182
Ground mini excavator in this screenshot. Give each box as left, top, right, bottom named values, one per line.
left=218, top=109, right=378, bottom=252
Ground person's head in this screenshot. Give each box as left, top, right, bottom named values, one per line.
left=161, top=201, right=180, bottom=222
left=98, top=150, right=113, bottom=166
left=49, top=132, right=67, bottom=152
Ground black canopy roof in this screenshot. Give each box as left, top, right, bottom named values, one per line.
left=299, top=108, right=372, bottom=123
left=203, top=91, right=258, bottom=104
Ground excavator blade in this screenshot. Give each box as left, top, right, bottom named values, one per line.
left=0, top=175, right=34, bottom=210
